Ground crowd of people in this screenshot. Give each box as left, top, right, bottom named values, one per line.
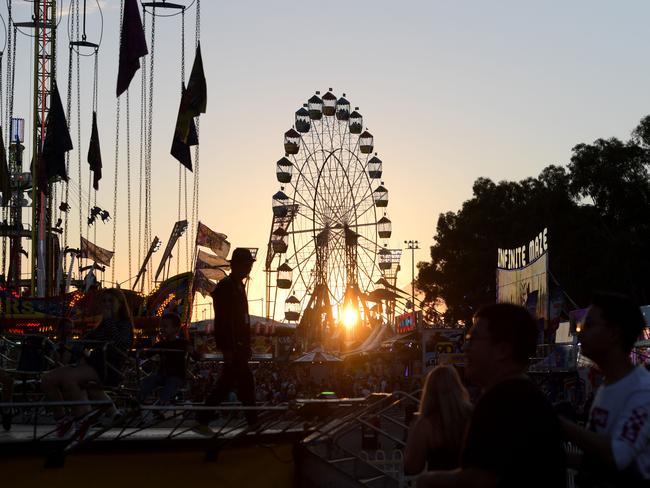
left=1, top=247, right=650, bottom=487
left=405, top=295, right=650, bottom=487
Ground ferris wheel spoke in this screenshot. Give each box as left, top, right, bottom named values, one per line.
left=293, top=248, right=318, bottom=291
left=339, top=196, right=375, bottom=229
left=293, top=146, right=319, bottom=196
left=357, top=232, right=380, bottom=250
left=344, top=188, right=377, bottom=226
left=355, top=241, right=382, bottom=283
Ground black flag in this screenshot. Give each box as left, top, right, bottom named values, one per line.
left=39, top=81, right=73, bottom=191
left=87, top=111, right=102, bottom=190
left=176, top=43, right=207, bottom=143
left=0, top=129, right=9, bottom=206
left=116, top=0, right=148, bottom=97
left=171, top=85, right=199, bottom=171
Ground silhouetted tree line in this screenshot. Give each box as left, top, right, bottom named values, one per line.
left=417, top=116, right=650, bottom=326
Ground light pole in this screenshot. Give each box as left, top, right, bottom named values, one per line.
left=404, top=240, right=420, bottom=311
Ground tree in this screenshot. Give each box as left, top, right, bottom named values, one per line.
left=418, top=117, right=650, bottom=325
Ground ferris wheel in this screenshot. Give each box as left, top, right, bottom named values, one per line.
left=265, top=89, right=398, bottom=342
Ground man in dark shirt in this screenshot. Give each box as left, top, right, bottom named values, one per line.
left=195, top=248, right=257, bottom=431
left=417, top=303, right=566, bottom=488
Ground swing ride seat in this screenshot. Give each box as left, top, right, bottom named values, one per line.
left=69, top=40, right=99, bottom=49
left=141, top=2, right=186, bottom=9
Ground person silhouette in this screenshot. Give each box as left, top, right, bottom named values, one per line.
left=417, top=303, right=566, bottom=488
left=194, top=248, right=257, bottom=434
left=562, top=292, right=650, bottom=485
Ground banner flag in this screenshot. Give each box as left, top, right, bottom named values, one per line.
left=196, top=249, right=229, bottom=269
left=196, top=222, right=230, bottom=258
left=87, top=111, right=103, bottom=190
left=80, top=236, right=114, bottom=267
left=193, top=271, right=215, bottom=298
left=39, top=81, right=73, bottom=190
left=116, top=0, right=148, bottom=97
left=198, top=267, right=227, bottom=282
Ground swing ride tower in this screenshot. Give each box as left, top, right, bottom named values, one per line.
left=30, top=0, right=57, bottom=296
left=0, top=0, right=60, bottom=296
left=0, top=0, right=203, bottom=320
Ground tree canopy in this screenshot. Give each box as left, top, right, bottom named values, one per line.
left=417, top=116, right=650, bottom=326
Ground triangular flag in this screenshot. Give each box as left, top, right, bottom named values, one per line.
left=39, top=81, right=72, bottom=191
left=87, top=111, right=102, bottom=190
left=171, top=84, right=199, bottom=170
left=116, top=0, right=148, bottom=97
left=176, top=43, right=206, bottom=143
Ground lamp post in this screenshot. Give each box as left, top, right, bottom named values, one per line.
left=404, top=240, right=419, bottom=311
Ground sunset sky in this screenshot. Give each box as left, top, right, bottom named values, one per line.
left=8, top=1, right=650, bottom=319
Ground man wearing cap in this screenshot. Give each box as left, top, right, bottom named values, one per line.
left=195, top=248, right=257, bottom=432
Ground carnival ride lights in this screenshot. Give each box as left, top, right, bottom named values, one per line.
left=155, top=292, right=177, bottom=317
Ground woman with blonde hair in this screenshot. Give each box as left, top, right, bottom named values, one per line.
left=404, top=365, right=472, bottom=474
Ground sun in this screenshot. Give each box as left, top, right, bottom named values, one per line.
left=342, top=305, right=358, bottom=329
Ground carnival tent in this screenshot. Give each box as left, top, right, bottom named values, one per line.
left=293, top=346, right=342, bottom=364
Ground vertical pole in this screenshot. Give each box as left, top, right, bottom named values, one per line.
left=31, top=1, right=41, bottom=296
left=411, top=246, right=415, bottom=312
left=82, top=0, right=87, bottom=41
left=404, top=240, right=419, bottom=313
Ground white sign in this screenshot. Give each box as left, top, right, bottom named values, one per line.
left=497, top=228, right=548, bottom=270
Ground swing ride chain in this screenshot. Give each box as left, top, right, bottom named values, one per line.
left=126, top=89, right=132, bottom=287
left=2, top=4, right=14, bottom=277
left=144, top=7, right=156, bottom=290
left=112, top=96, right=119, bottom=286
left=176, top=8, right=185, bottom=274
left=4, top=1, right=10, bottom=147
left=0, top=51, right=5, bottom=276
left=73, top=0, right=85, bottom=249
left=6, top=22, right=13, bottom=277
left=137, top=5, right=146, bottom=268
left=64, top=42, right=73, bottom=267
left=191, top=0, right=201, bottom=259
left=112, top=0, right=125, bottom=287
left=92, top=49, right=98, bottom=244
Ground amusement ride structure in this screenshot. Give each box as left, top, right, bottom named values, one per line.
left=265, top=90, right=402, bottom=347
left=0, top=0, right=205, bottom=329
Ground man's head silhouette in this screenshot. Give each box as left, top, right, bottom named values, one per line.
left=229, top=248, right=255, bottom=281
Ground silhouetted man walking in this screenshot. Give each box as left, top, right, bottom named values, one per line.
left=195, top=248, right=257, bottom=432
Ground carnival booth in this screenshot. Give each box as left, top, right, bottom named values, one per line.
left=189, top=315, right=292, bottom=361
left=293, top=346, right=342, bottom=385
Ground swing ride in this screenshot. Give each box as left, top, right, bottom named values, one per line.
left=0, top=0, right=205, bottom=333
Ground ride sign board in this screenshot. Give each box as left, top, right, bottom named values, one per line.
left=497, top=228, right=548, bottom=270
left=496, top=228, right=549, bottom=325
left=396, top=311, right=420, bottom=334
